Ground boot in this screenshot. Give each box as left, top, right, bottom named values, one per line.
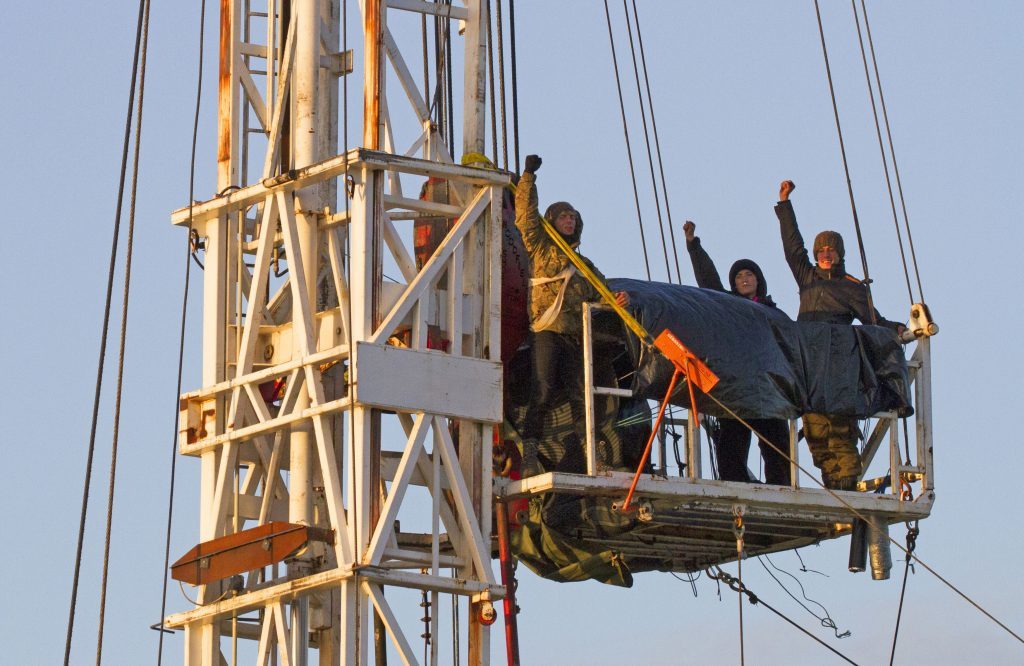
left=828, top=475, right=859, bottom=491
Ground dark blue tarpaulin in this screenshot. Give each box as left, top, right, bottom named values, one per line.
left=606, top=278, right=912, bottom=420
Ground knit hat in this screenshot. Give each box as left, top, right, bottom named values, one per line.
left=813, top=230, right=845, bottom=259
left=544, top=201, right=583, bottom=245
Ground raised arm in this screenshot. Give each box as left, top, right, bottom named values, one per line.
left=513, top=155, right=546, bottom=254
left=774, top=180, right=815, bottom=287
left=683, top=221, right=726, bottom=292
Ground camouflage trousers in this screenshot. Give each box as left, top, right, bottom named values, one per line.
left=803, top=413, right=862, bottom=486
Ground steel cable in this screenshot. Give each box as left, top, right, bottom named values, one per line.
left=759, top=555, right=850, bottom=639
left=485, top=0, right=499, bottom=164
left=631, top=368, right=1023, bottom=646
left=63, top=0, right=149, bottom=661
left=620, top=0, right=672, bottom=283
left=156, top=0, right=207, bottom=662
left=494, top=0, right=508, bottom=169
left=629, top=0, right=682, bottom=284
left=889, top=521, right=919, bottom=665
left=849, top=0, right=914, bottom=305
left=508, top=0, right=521, bottom=173
left=95, top=2, right=152, bottom=663
left=707, top=567, right=858, bottom=665
left=859, top=0, right=925, bottom=302
left=696, top=385, right=1024, bottom=646
left=813, top=0, right=878, bottom=324
left=602, top=0, right=652, bottom=280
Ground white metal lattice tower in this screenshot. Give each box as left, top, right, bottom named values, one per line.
left=167, top=1, right=505, bottom=663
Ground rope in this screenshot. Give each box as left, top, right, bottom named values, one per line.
left=96, top=2, right=151, bottom=663
left=849, top=0, right=914, bottom=305
left=508, top=0, right=521, bottom=173
left=889, top=521, right=920, bottom=665
left=859, top=0, right=926, bottom=302
left=620, top=0, right=672, bottom=283
left=628, top=0, right=682, bottom=284
left=602, top=0, right=652, bottom=281
left=812, top=0, right=877, bottom=324
left=156, top=0, right=207, bottom=661
left=707, top=567, right=858, bottom=665
left=63, top=0, right=149, bottom=661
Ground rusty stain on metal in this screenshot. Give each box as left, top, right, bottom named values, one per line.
left=363, top=0, right=381, bottom=150
left=171, top=521, right=333, bottom=586
left=217, top=0, right=233, bottom=167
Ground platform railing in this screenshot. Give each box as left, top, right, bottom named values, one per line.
left=580, top=302, right=934, bottom=502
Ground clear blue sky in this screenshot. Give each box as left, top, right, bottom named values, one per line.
left=3, top=1, right=1023, bottom=663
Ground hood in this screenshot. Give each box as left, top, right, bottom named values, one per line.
left=728, top=258, right=771, bottom=302
left=544, top=201, right=583, bottom=247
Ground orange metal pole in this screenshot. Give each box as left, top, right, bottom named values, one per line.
left=621, top=369, right=681, bottom=512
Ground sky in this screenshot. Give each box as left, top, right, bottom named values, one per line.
left=2, top=1, right=1023, bottom=664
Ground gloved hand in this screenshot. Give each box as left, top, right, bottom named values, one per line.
left=524, top=154, right=542, bottom=174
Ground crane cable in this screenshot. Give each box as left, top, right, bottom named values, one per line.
left=484, top=0, right=499, bottom=164
left=602, top=0, right=652, bottom=281
left=627, top=0, right=682, bottom=284
left=813, top=0, right=878, bottom=325
left=508, top=0, right=521, bottom=173
left=857, top=0, right=926, bottom=303
left=619, top=0, right=677, bottom=285
left=156, top=0, right=207, bottom=662
left=62, top=0, right=149, bottom=661
left=546, top=10, right=1018, bottom=640
left=848, top=0, right=914, bottom=305
left=494, top=0, right=509, bottom=170
left=95, top=2, right=152, bottom=664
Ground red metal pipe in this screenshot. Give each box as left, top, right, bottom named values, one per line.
left=495, top=500, right=521, bottom=666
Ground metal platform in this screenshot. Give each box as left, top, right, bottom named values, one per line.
left=499, top=471, right=933, bottom=573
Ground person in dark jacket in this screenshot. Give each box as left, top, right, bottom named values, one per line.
left=683, top=220, right=791, bottom=485
left=515, top=154, right=629, bottom=473
left=775, top=179, right=906, bottom=490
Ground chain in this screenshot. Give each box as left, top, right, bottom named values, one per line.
left=733, top=505, right=746, bottom=665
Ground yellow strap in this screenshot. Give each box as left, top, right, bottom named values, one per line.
left=461, top=152, right=517, bottom=194
left=461, top=152, right=495, bottom=169
left=538, top=217, right=653, bottom=346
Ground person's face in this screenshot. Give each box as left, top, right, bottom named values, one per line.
left=554, top=210, right=577, bottom=236
left=816, top=246, right=840, bottom=270
left=734, top=269, right=758, bottom=298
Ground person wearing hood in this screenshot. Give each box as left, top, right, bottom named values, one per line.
left=775, top=179, right=906, bottom=490
left=514, top=154, right=629, bottom=472
left=682, top=220, right=791, bottom=485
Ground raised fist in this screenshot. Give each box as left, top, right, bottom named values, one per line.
left=524, top=154, right=542, bottom=174
left=683, top=220, right=696, bottom=242
left=779, top=180, right=795, bottom=201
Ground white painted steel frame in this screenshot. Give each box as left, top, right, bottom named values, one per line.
left=171, top=1, right=502, bottom=664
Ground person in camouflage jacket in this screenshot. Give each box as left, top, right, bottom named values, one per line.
left=514, top=155, right=629, bottom=468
